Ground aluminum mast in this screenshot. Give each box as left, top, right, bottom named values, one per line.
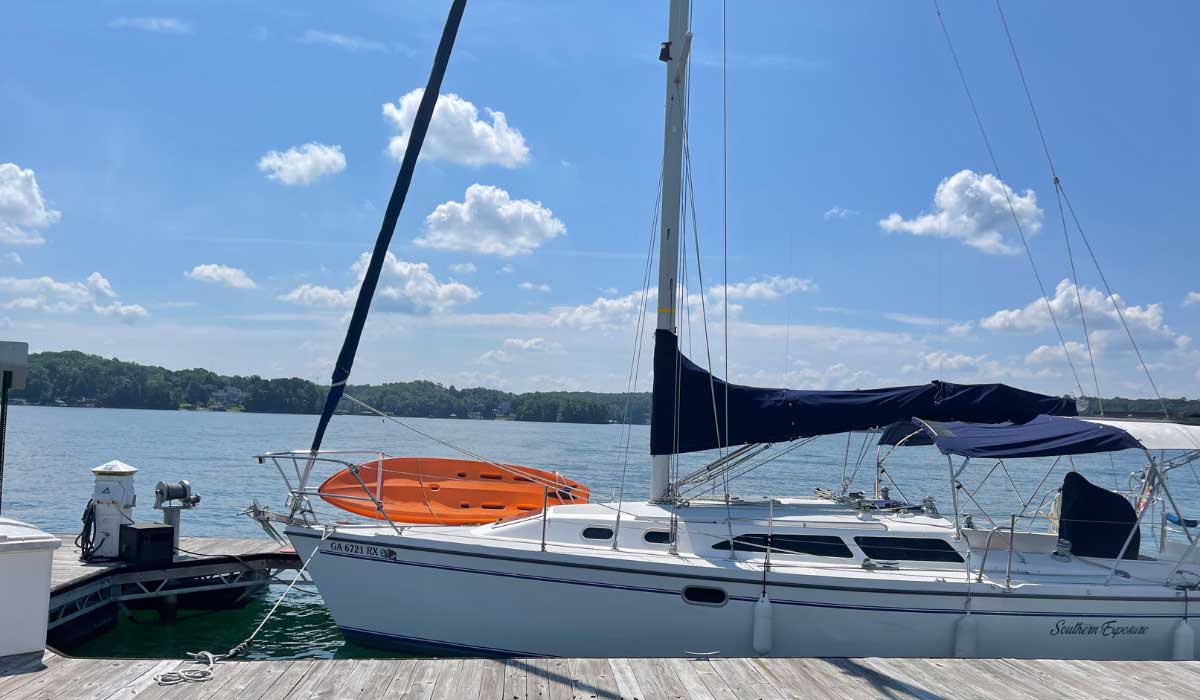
left=650, top=0, right=691, bottom=501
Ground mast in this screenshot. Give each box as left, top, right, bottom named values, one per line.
left=309, top=0, right=468, bottom=456
left=650, top=0, right=691, bottom=502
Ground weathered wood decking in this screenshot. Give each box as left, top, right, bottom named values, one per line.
left=51, top=535, right=296, bottom=590
left=1, top=650, right=1198, bottom=700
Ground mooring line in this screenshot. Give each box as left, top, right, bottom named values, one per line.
left=154, top=530, right=329, bottom=686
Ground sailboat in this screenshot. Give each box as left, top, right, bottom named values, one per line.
left=256, top=0, right=1200, bottom=659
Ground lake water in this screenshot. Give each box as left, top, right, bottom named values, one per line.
left=3, top=406, right=1196, bottom=659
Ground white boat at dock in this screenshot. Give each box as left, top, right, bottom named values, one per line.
left=253, top=0, right=1200, bottom=661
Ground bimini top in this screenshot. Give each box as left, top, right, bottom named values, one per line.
left=909, top=414, right=1200, bottom=459
left=649, top=330, right=1076, bottom=455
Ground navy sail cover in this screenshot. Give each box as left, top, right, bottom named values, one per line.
left=650, top=330, right=1076, bottom=455
left=914, top=415, right=1141, bottom=459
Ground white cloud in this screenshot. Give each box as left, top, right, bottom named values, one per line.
left=383, top=90, right=529, bottom=168
left=981, top=279, right=1187, bottom=350
left=1184, top=291, right=1200, bottom=307
left=108, top=17, right=192, bottom=35
left=553, top=277, right=809, bottom=332
left=946, top=321, right=975, bottom=337
left=416, top=184, right=565, bottom=257
left=910, top=351, right=988, bottom=372
left=504, top=337, right=546, bottom=351
left=477, top=349, right=512, bottom=365
left=0, top=272, right=146, bottom=321
left=743, top=363, right=878, bottom=391
left=720, top=276, right=814, bottom=301
left=3, top=252, right=22, bottom=265
left=279, top=252, right=478, bottom=314
left=94, top=301, right=149, bottom=320
left=1025, top=341, right=1091, bottom=367
left=884, top=313, right=942, bottom=328
left=880, top=169, right=1042, bottom=255
left=824, top=206, right=859, bottom=221
left=498, top=265, right=514, bottom=274
left=87, top=272, right=116, bottom=298
left=257, top=143, right=346, bottom=186
left=518, top=281, right=551, bottom=293
left=449, top=262, right=476, bottom=274
left=0, top=163, right=61, bottom=245
left=186, top=264, right=257, bottom=290
left=299, top=30, right=388, bottom=54
left=553, top=290, right=643, bottom=331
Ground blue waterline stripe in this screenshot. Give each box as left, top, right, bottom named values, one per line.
left=318, top=549, right=1187, bottom=620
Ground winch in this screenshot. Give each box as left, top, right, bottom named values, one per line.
left=154, top=480, right=201, bottom=551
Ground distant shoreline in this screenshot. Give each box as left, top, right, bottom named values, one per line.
left=12, top=350, right=652, bottom=426
left=8, top=403, right=638, bottom=426
left=12, top=350, right=1199, bottom=426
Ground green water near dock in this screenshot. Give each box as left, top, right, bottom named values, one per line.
left=61, top=585, right=398, bottom=660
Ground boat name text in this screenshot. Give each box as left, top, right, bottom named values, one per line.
left=1049, top=620, right=1149, bottom=639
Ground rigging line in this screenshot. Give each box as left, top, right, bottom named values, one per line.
left=993, top=0, right=1164, bottom=417
left=1058, top=158, right=1170, bottom=420
left=1057, top=184, right=1103, bottom=413
left=995, top=0, right=1103, bottom=409
left=722, top=0, right=730, bottom=459
left=932, top=0, right=1085, bottom=399
left=340, top=394, right=556, bottom=490
left=614, top=167, right=663, bottom=542
left=683, top=139, right=726, bottom=458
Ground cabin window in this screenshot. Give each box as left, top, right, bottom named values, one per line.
left=712, top=534, right=853, bottom=558
left=644, top=530, right=674, bottom=545
left=682, top=586, right=727, bottom=606
left=853, top=536, right=964, bottom=563
left=582, top=527, right=614, bottom=541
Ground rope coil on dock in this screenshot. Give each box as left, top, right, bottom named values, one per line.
left=153, top=532, right=327, bottom=686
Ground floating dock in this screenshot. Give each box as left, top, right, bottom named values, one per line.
left=2, top=650, right=1199, bottom=699
left=47, top=535, right=299, bottom=648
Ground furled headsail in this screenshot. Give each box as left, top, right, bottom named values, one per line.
left=649, top=330, right=1077, bottom=455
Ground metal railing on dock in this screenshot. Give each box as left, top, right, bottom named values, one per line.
left=47, top=534, right=299, bottom=649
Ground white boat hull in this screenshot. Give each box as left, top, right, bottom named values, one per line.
left=288, top=527, right=1196, bottom=659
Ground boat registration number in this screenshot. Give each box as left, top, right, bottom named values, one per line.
left=325, top=541, right=398, bottom=560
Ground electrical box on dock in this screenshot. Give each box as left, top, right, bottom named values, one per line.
left=119, top=523, right=173, bottom=564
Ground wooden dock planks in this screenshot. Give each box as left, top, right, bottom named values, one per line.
left=5, top=650, right=1200, bottom=699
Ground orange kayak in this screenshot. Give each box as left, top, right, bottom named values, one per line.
left=318, top=456, right=590, bottom=525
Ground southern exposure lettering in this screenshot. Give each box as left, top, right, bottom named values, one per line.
left=1050, top=620, right=1149, bottom=638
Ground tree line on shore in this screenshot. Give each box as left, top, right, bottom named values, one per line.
left=12, top=351, right=650, bottom=425
left=12, top=350, right=1200, bottom=426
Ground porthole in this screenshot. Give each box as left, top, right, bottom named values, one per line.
left=582, top=527, right=614, bottom=541
left=682, top=586, right=727, bottom=606
left=644, top=530, right=674, bottom=544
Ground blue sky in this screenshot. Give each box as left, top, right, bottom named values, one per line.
left=1, top=1, right=1197, bottom=398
